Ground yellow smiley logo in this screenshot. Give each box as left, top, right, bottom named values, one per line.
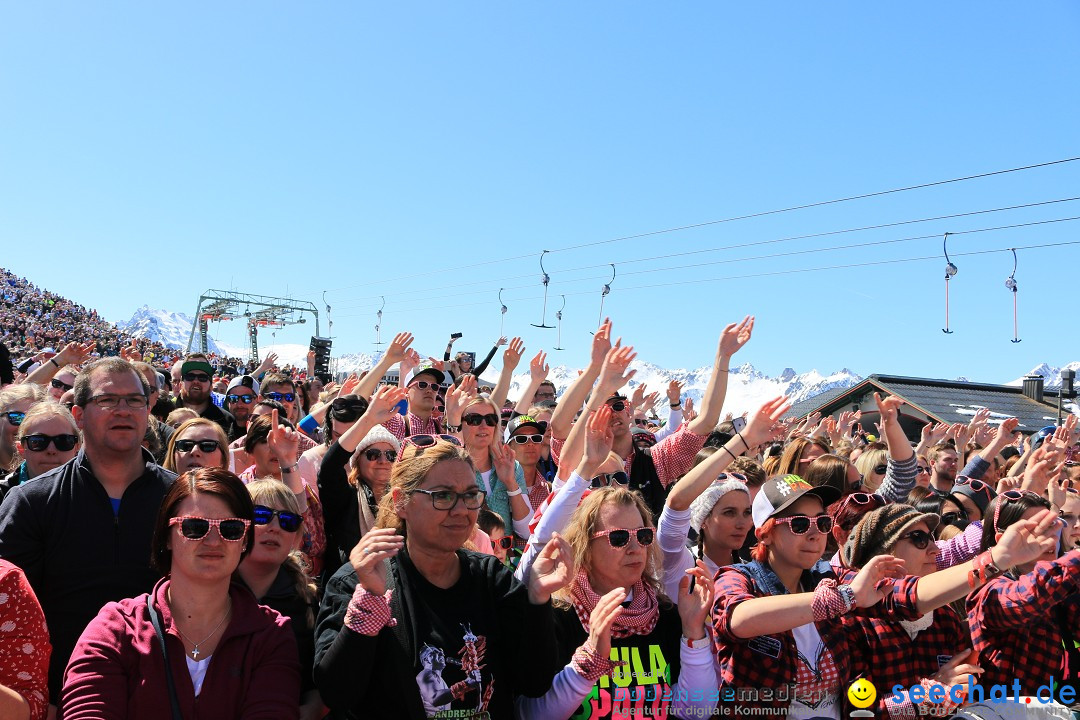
left=847, top=678, right=876, bottom=709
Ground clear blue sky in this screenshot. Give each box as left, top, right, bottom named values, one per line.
left=3, top=2, right=1078, bottom=382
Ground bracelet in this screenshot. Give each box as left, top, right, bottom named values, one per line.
left=505, top=487, right=523, bottom=497
left=49, top=357, right=61, bottom=369
left=720, top=445, right=740, bottom=461
left=280, top=462, right=299, bottom=475
left=811, top=579, right=853, bottom=622
left=735, top=428, right=748, bottom=451
left=670, top=402, right=681, bottom=409
left=445, top=423, right=461, bottom=433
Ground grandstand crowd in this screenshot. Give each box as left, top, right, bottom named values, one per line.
left=1, top=266, right=1079, bottom=720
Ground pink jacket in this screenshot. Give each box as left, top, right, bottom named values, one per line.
left=60, top=578, right=300, bottom=719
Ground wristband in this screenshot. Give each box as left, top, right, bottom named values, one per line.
left=720, top=445, right=739, bottom=461
left=280, top=462, right=299, bottom=475
left=49, top=357, right=61, bottom=369
left=505, top=487, right=523, bottom=497
left=445, top=423, right=461, bottom=433
left=571, top=641, right=616, bottom=681
left=670, top=402, right=681, bottom=409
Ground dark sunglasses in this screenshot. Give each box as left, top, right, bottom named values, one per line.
left=182, top=372, right=211, bottom=383
left=590, top=471, right=630, bottom=489
left=363, top=448, right=397, bottom=462
left=226, top=394, right=256, bottom=404
left=331, top=396, right=367, bottom=420
left=873, top=464, right=888, bottom=475
left=50, top=377, right=74, bottom=391
left=916, top=465, right=931, bottom=474
left=175, top=439, right=221, bottom=453
left=509, top=434, right=544, bottom=445
left=463, top=413, right=499, bottom=427
left=591, top=527, right=655, bottom=548
left=21, top=433, right=79, bottom=452
left=899, top=529, right=934, bottom=550
left=252, top=505, right=302, bottom=533
left=2, top=412, right=26, bottom=427
left=409, top=381, right=440, bottom=391
left=607, top=401, right=627, bottom=412
left=941, top=511, right=968, bottom=527
left=403, top=434, right=463, bottom=453
left=775, top=514, right=834, bottom=535
left=170, top=516, right=250, bottom=541
left=634, top=419, right=649, bottom=427
left=497, top=536, right=514, bottom=550
left=263, top=392, right=296, bottom=403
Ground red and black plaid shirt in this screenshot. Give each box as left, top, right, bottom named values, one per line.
left=967, top=549, right=1080, bottom=693
left=851, top=604, right=967, bottom=715
left=382, top=411, right=442, bottom=443
left=711, top=565, right=923, bottom=713
left=549, top=426, right=705, bottom=488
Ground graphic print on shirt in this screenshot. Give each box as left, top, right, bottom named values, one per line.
left=416, top=624, right=493, bottom=719
left=791, top=634, right=839, bottom=716
left=571, top=643, right=671, bottom=720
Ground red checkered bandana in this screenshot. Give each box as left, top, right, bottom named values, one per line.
left=569, top=569, right=658, bottom=639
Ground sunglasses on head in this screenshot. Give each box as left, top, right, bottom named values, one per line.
left=835, top=492, right=886, bottom=516
left=21, top=433, right=79, bottom=452
left=263, top=392, right=296, bottom=403
left=409, top=380, right=440, bottom=391
left=993, top=489, right=1044, bottom=534
left=226, top=394, right=255, bottom=404
left=509, top=434, right=544, bottom=445
left=363, top=448, right=397, bottom=462
left=899, top=529, right=934, bottom=550
left=50, top=377, right=74, bottom=391
left=403, top=434, right=463, bottom=453
left=252, top=505, right=302, bottom=533
left=182, top=372, right=211, bottom=383
left=463, top=413, right=499, bottom=427
left=170, top=516, right=250, bottom=542
left=590, top=471, right=630, bottom=489
left=592, top=527, right=655, bottom=548
left=955, top=477, right=991, bottom=493
left=497, top=536, right=514, bottom=550
left=2, top=412, right=26, bottom=427
left=175, top=439, right=221, bottom=454
left=775, top=514, right=834, bottom=535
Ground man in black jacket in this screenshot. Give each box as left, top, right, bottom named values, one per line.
left=174, top=353, right=237, bottom=438
left=0, top=357, right=176, bottom=702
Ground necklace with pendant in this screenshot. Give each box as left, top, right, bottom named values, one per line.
left=174, top=598, right=231, bottom=660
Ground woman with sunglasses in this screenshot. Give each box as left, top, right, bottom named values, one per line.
left=967, top=489, right=1080, bottom=699
left=61, top=467, right=300, bottom=718
left=515, top=405, right=717, bottom=720
left=237, top=479, right=325, bottom=720
left=163, top=418, right=229, bottom=474
left=711, top=472, right=1057, bottom=716
left=659, top=396, right=791, bottom=600
left=456, top=395, right=533, bottom=542
left=314, top=437, right=569, bottom=719
left=2, top=402, right=80, bottom=500
left=239, top=410, right=327, bottom=581
left=506, top=414, right=552, bottom=535
left=317, top=386, right=407, bottom=570
left=0, top=383, right=45, bottom=475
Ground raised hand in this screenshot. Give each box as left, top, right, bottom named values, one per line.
left=581, top=405, right=615, bottom=477
left=363, top=385, right=408, bottom=426
left=743, top=396, right=793, bottom=447
left=667, top=380, right=684, bottom=406
left=596, top=344, right=636, bottom=395
left=850, top=555, right=906, bottom=607
left=496, top=336, right=508, bottom=347
left=529, top=351, right=550, bottom=383
left=717, top=316, right=754, bottom=358
left=590, top=318, right=613, bottom=368
left=425, top=357, right=447, bottom=372
left=643, top=391, right=660, bottom=415
left=444, top=375, right=477, bottom=423
left=874, top=392, right=904, bottom=425
left=629, top=383, right=647, bottom=412
left=585, top=587, right=626, bottom=660
left=677, top=562, right=714, bottom=639
left=527, top=533, right=575, bottom=604
left=385, top=332, right=415, bottom=364
left=503, top=337, right=525, bottom=370
left=339, top=373, right=361, bottom=398
left=349, top=527, right=404, bottom=595
left=682, top=397, right=697, bottom=423
left=58, top=340, right=96, bottom=367
left=994, top=508, right=1061, bottom=567
left=491, top=440, right=517, bottom=484
left=267, top=408, right=300, bottom=465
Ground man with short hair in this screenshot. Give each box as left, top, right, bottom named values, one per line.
left=0, top=357, right=176, bottom=701
left=224, top=374, right=260, bottom=441
left=383, top=366, right=446, bottom=442
left=174, top=353, right=236, bottom=437
left=259, top=372, right=299, bottom=422
left=928, top=442, right=959, bottom=494
left=532, top=380, right=557, bottom=405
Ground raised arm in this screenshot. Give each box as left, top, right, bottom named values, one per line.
left=558, top=344, right=636, bottom=481
left=514, top=352, right=549, bottom=415
left=489, top=337, right=524, bottom=411
left=355, top=333, right=413, bottom=401
left=687, top=316, right=754, bottom=436
left=548, top=318, right=612, bottom=441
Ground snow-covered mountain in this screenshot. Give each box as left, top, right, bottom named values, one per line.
left=1009, top=362, right=1080, bottom=391
left=119, top=306, right=227, bottom=355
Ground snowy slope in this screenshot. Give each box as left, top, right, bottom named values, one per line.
left=119, top=306, right=226, bottom=355
left=1009, top=362, right=1080, bottom=391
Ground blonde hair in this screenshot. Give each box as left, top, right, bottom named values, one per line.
left=854, top=447, right=889, bottom=492
left=163, top=418, right=229, bottom=472
left=374, top=441, right=475, bottom=537
left=462, top=395, right=500, bottom=418
left=16, top=402, right=79, bottom=442
left=553, top=487, right=667, bottom=605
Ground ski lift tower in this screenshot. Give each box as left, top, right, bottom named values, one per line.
left=185, top=290, right=320, bottom=363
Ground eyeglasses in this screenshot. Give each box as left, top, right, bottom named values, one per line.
left=410, top=488, right=486, bottom=510
left=175, top=439, right=221, bottom=453
left=226, top=394, right=256, bottom=405
left=363, top=448, right=397, bottom=462
left=1, top=412, right=26, bottom=427
left=21, top=433, right=79, bottom=452
left=409, top=381, right=440, bottom=391
left=509, top=434, right=544, bottom=445
left=898, top=529, right=934, bottom=550
left=607, top=401, right=627, bottom=412
left=873, top=464, right=888, bottom=475
left=591, top=527, right=655, bottom=548
left=169, top=516, right=250, bottom=542
left=774, top=515, right=834, bottom=535
left=535, top=391, right=556, bottom=399
left=590, top=471, right=630, bottom=489
left=253, top=505, right=302, bottom=533
left=941, top=510, right=968, bottom=526
left=182, top=372, right=211, bottom=383
left=402, top=434, right=463, bottom=453
left=263, top=392, right=296, bottom=403
left=86, top=394, right=148, bottom=410
left=50, top=377, right=74, bottom=392
left=463, top=413, right=499, bottom=427
left=497, top=536, right=514, bottom=550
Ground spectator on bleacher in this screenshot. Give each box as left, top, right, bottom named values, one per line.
left=0, top=384, right=46, bottom=474
left=1, top=403, right=80, bottom=502
left=174, top=353, right=237, bottom=439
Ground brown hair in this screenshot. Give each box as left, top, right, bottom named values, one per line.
left=164, top=418, right=229, bottom=472
left=776, top=437, right=832, bottom=476
left=729, top=456, right=767, bottom=488
left=151, top=467, right=255, bottom=573
left=243, top=414, right=294, bottom=454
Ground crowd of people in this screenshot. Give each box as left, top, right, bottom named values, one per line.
left=1, top=269, right=1080, bottom=720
